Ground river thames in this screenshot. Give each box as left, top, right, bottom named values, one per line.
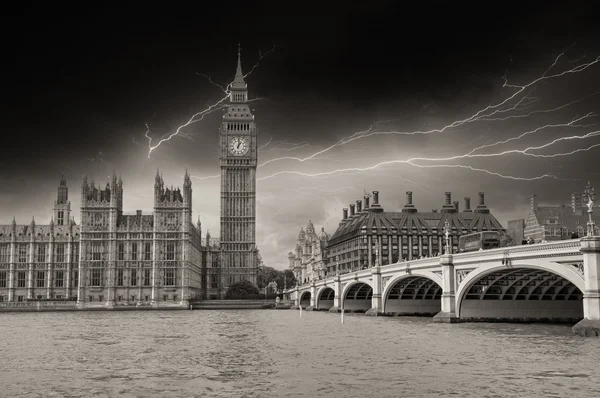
left=1, top=310, right=599, bottom=397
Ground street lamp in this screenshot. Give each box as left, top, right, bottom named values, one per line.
left=444, top=219, right=451, bottom=254
left=585, top=182, right=596, bottom=237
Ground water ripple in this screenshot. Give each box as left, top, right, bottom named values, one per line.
left=1, top=311, right=600, bottom=397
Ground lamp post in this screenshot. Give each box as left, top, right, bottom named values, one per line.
left=585, top=182, right=596, bottom=237
left=444, top=219, right=451, bottom=254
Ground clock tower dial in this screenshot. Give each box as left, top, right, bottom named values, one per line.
left=218, top=45, right=259, bottom=294
left=229, top=136, right=249, bottom=156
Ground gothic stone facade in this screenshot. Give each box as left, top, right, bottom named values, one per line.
left=288, top=221, right=329, bottom=284
left=0, top=172, right=220, bottom=307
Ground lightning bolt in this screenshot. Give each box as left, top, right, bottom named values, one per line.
left=255, top=50, right=600, bottom=169
left=145, top=45, right=277, bottom=158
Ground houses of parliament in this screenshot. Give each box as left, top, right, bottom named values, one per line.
left=0, top=49, right=258, bottom=308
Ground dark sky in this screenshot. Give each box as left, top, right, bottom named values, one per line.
left=2, top=4, right=600, bottom=267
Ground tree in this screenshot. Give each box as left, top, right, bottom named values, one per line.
left=224, top=280, right=260, bottom=299
left=257, top=266, right=279, bottom=290
left=275, top=269, right=297, bottom=291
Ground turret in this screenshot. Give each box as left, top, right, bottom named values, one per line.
left=54, top=174, right=71, bottom=225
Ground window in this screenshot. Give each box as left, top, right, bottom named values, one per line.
left=118, top=243, right=124, bottom=261
left=131, top=243, right=138, bottom=261
left=37, top=245, right=46, bottom=263
left=117, top=269, right=124, bottom=286
left=0, top=245, right=9, bottom=263
left=58, top=210, right=64, bottom=226
left=36, top=271, right=45, bottom=288
left=18, top=296, right=24, bottom=302
left=55, top=271, right=64, bottom=287
left=72, top=270, right=79, bottom=288
left=17, top=272, right=26, bottom=287
left=91, top=269, right=102, bottom=286
left=55, top=244, right=65, bottom=262
left=18, top=245, right=27, bottom=263
left=0, top=271, right=6, bottom=287
left=144, top=242, right=152, bottom=261
left=165, top=269, right=175, bottom=286
left=131, top=269, right=137, bottom=286
left=91, top=242, right=103, bottom=261
left=166, top=242, right=175, bottom=261
left=144, top=269, right=151, bottom=286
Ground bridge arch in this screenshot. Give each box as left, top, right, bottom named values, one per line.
left=382, top=271, right=443, bottom=315
left=299, top=291, right=311, bottom=309
left=316, top=286, right=335, bottom=310
left=456, top=260, right=584, bottom=322
left=341, top=280, right=373, bottom=312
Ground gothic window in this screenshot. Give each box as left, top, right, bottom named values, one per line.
left=131, top=242, right=138, bottom=261
left=37, top=245, right=46, bottom=263
left=166, top=242, right=175, bottom=261
left=72, top=244, right=79, bottom=263
left=165, top=269, right=176, bottom=286
left=58, top=211, right=64, bottom=226
left=131, top=269, right=137, bottom=287
left=55, top=244, right=65, bottom=262
left=91, top=269, right=102, bottom=286
left=17, top=271, right=26, bottom=288
left=18, top=245, right=27, bottom=263
left=0, top=245, right=8, bottom=263
left=117, top=269, right=124, bottom=286
left=118, top=243, right=124, bottom=261
left=55, top=271, right=64, bottom=288
left=144, top=269, right=151, bottom=286
left=91, top=242, right=103, bottom=261
left=72, top=270, right=79, bottom=288
left=144, top=242, right=152, bottom=261
left=0, top=271, right=6, bottom=288
left=36, top=271, right=45, bottom=288
left=95, top=213, right=102, bottom=226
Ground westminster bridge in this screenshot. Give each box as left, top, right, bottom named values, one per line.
left=285, top=237, right=600, bottom=336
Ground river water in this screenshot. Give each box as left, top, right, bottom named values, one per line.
left=1, top=310, right=599, bottom=397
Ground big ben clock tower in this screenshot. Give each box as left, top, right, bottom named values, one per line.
left=219, top=45, right=258, bottom=292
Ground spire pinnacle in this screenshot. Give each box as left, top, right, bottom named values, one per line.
left=231, top=44, right=246, bottom=92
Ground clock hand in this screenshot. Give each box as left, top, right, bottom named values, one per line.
left=237, top=142, right=241, bottom=149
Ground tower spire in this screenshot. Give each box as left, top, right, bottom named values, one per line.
left=230, top=44, right=248, bottom=103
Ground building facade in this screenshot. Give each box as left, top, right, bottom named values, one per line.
left=219, top=46, right=259, bottom=290
left=0, top=172, right=225, bottom=307
left=520, top=183, right=600, bottom=243
left=287, top=221, right=329, bottom=284
left=325, top=190, right=506, bottom=275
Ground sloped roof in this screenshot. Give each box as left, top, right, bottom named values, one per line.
left=328, top=208, right=505, bottom=246
left=533, top=205, right=600, bottom=231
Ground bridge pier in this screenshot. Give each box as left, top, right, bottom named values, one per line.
left=573, top=236, right=600, bottom=337
left=433, top=254, right=459, bottom=323
left=328, top=273, right=342, bottom=313
left=366, top=265, right=382, bottom=316
left=306, top=282, right=316, bottom=311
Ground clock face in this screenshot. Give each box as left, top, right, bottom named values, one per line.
left=229, top=136, right=249, bottom=156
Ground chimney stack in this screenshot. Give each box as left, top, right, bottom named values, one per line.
left=442, top=192, right=456, bottom=212
left=364, top=194, right=370, bottom=209
left=343, top=208, right=348, bottom=220
left=475, top=192, right=490, bottom=213
left=356, top=200, right=362, bottom=213
left=349, top=204, right=356, bottom=216
left=402, top=191, right=417, bottom=213
left=464, top=197, right=472, bottom=212
left=453, top=201, right=459, bottom=212
left=372, top=191, right=379, bottom=206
